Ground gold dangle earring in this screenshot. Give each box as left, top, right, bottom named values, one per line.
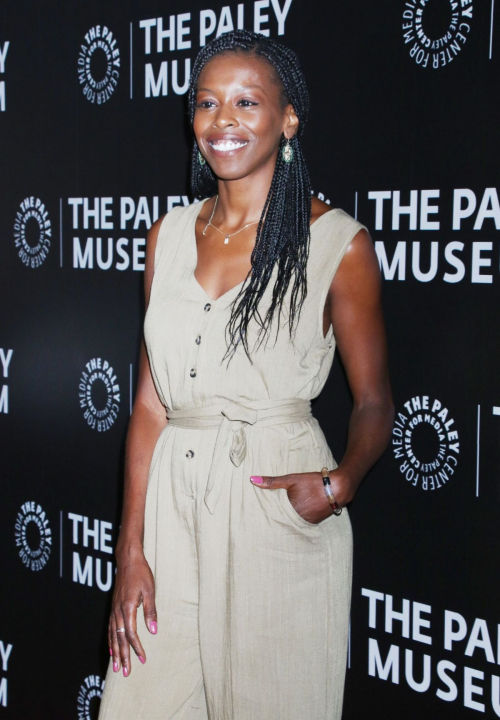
left=282, top=136, right=294, bottom=163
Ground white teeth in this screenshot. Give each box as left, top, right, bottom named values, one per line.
left=209, top=140, right=247, bottom=151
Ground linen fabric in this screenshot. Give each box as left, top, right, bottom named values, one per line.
left=98, top=199, right=368, bottom=720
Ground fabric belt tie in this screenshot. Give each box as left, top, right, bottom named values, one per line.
left=167, top=398, right=315, bottom=514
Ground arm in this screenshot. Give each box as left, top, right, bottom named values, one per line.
left=251, top=228, right=394, bottom=521
left=109, top=215, right=168, bottom=676
left=327, top=228, right=395, bottom=504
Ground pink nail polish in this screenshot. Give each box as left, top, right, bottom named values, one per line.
left=139, top=655, right=146, bottom=664
left=113, top=662, right=118, bottom=672
left=149, top=621, right=157, bottom=634
left=123, top=666, right=128, bottom=677
left=250, top=476, right=263, bottom=484
left=109, top=647, right=113, bottom=656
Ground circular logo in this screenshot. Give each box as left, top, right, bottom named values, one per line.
left=14, top=502, right=52, bottom=571
left=392, top=395, right=460, bottom=490
left=78, top=26, right=120, bottom=104
left=79, top=358, right=121, bottom=432
left=77, top=675, right=105, bottom=720
left=402, top=0, right=473, bottom=69
left=14, top=197, right=52, bottom=268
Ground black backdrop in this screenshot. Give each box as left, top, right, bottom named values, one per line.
left=1, top=1, right=499, bottom=718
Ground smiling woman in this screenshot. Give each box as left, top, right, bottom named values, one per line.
left=98, top=29, right=394, bottom=720
left=189, top=34, right=314, bottom=363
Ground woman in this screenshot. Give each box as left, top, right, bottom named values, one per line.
left=98, top=29, right=394, bottom=720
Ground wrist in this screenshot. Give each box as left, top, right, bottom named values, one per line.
left=325, top=466, right=361, bottom=504
left=333, top=463, right=363, bottom=488
left=115, top=535, right=144, bottom=564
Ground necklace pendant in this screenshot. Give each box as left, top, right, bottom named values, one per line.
left=224, top=235, right=230, bottom=245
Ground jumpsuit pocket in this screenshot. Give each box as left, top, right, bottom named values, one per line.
left=279, top=488, right=321, bottom=531
left=280, top=420, right=340, bottom=532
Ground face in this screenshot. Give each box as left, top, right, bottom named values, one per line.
left=193, top=52, right=298, bottom=182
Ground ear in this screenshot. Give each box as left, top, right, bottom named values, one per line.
left=283, top=104, right=300, bottom=139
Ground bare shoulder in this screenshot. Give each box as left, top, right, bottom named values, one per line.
left=310, top=195, right=332, bottom=225
left=332, top=225, right=380, bottom=300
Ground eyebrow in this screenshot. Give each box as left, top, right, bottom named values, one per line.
left=197, top=84, right=264, bottom=93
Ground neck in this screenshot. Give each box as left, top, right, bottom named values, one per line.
left=214, top=159, right=276, bottom=228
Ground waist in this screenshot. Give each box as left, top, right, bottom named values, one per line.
left=167, top=398, right=312, bottom=429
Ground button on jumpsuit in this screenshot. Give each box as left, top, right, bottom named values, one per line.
left=98, top=199, right=368, bottom=720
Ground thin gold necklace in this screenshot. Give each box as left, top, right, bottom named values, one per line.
left=202, top=195, right=260, bottom=245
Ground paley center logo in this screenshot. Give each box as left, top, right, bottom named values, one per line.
left=14, top=197, right=52, bottom=268
left=77, top=675, right=105, bottom=719
left=402, top=0, right=473, bottom=69
left=14, top=501, right=52, bottom=571
left=78, top=25, right=120, bottom=104
left=79, top=358, right=120, bottom=432
left=392, top=395, right=460, bottom=490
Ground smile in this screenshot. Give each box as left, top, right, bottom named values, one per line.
left=208, top=140, right=248, bottom=152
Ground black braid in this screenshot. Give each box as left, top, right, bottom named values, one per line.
left=187, top=30, right=312, bottom=365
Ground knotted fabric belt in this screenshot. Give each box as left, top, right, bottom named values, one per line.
left=167, top=398, right=314, bottom=514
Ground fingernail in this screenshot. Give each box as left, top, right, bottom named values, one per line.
left=250, top=476, right=263, bottom=484
left=138, top=655, right=146, bottom=664
left=123, top=666, right=128, bottom=677
left=149, top=621, right=157, bottom=634
left=109, top=647, right=113, bottom=656
left=113, top=662, right=118, bottom=672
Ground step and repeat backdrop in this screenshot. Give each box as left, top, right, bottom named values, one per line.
left=1, top=0, right=499, bottom=717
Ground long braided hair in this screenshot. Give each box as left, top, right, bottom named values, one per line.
left=187, top=30, right=312, bottom=365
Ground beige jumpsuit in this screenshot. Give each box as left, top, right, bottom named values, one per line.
left=98, top=199, right=368, bottom=720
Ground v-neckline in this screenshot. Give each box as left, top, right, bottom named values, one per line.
left=191, top=198, right=247, bottom=304
left=190, top=197, right=339, bottom=304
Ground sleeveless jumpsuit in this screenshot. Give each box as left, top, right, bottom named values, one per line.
left=98, top=198, right=368, bottom=720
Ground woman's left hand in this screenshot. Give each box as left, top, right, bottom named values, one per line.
left=250, top=470, right=355, bottom=524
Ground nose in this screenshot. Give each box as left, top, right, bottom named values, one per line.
left=212, top=102, right=238, bottom=129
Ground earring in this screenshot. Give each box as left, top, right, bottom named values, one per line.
left=282, top=137, right=294, bottom=163
left=198, top=151, right=206, bottom=166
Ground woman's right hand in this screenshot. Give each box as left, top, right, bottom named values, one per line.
left=108, top=547, right=158, bottom=677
